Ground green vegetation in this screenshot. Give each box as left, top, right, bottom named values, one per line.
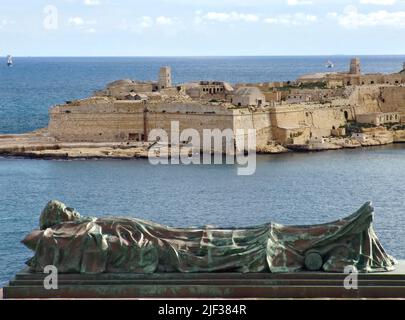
left=264, top=81, right=327, bottom=93
left=345, top=121, right=375, bottom=134
left=273, top=86, right=292, bottom=92
left=297, top=81, right=327, bottom=89
left=387, top=124, right=405, bottom=131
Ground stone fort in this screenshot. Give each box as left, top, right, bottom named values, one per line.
left=48, top=61, right=405, bottom=151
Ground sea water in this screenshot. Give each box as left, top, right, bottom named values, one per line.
left=0, top=56, right=405, bottom=285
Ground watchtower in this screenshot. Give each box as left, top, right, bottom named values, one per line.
left=158, top=66, right=172, bottom=90
left=349, top=58, right=361, bottom=75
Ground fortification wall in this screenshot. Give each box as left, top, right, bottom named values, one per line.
left=233, top=111, right=272, bottom=149
left=306, top=106, right=348, bottom=138
left=268, top=104, right=349, bottom=143
left=269, top=106, right=306, bottom=144
left=380, top=86, right=405, bottom=123
left=48, top=100, right=274, bottom=152
left=347, top=86, right=382, bottom=115
left=146, top=111, right=234, bottom=139
left=49, top=83, right=405, bottom=148
left=102, top=83, right=154, bottom=98
left=146, top=103, right=235, bottom=152
left=270, top=106, right=306, bottom=129
left=49, top=101, right=145, bottom=142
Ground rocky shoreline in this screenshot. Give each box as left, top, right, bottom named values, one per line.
left=1, top=128, right=405, bottom=160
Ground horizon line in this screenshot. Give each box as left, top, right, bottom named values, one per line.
left=4, top=54, right=405, bottom=58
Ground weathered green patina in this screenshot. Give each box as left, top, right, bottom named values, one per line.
left=22, top=200, right=396, bottom=274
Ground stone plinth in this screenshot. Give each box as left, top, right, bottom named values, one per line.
left=3, top=261, right=405, bottom=299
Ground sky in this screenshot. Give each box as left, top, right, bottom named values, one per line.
left=1, top=0, right=405, bottom=56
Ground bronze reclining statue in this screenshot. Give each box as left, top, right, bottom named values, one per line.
left=22, top=200, right=396, bottom=274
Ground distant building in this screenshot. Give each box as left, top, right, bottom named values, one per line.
left=232, top=87, right=266, bottom=107
left=286, top=93, right=312, bottom=104
left=183, top=81, right=233, bottom=100
left=158, top=66, right=172, bottom=90
left=298, top=58, right=405, bottom=88
left=125, top=93, right=149, bottom=101
left=356, top=112, right=401, bottom=126
left=350, top=58, right=361, bottom=75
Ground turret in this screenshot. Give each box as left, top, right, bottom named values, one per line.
left=349, top=58, right=361, bottom=75
left=158, top=66, right=172, bottom=90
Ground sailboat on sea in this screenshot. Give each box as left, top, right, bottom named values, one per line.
left=325, top=60, right=334, bottom=69
left=7, top=55, right=13, bottom=67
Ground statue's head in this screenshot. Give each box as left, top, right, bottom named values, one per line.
left=39, top=200, right=81, bottom=230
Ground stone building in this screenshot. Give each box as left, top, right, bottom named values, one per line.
left=48, top=87, right=354, bottom=149
left=48, top=97, right=274, bottom=152
left=94, top=79, right=155, bottom=99
left=286, top=88, right=342, bottom=103
left=184, top=81, right=234, bottom=100
left=46, top=62, right=405, bottom=152
left=262, top=90, right=282, bottom=103
left=350, top=58, right=361, bottom=75
left=125, top=93, right=149, bottom=101
left=158, top=66, right=172, bottom=90
left=94, top=67, right=175, bottom=99
left=232, top=87, right=267, bottom=107
left=298, top=59, right=405, bottom=88
left=356, top=112, right=401, bottom=126
left=285, top=94, right=311, bottom=104
left=269, top=103, right=351, bottom=144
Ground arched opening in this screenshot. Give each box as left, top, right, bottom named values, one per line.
left=344, top=111, right=349, bottom=120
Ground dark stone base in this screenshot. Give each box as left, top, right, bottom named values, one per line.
left=3, top=261, right=405, bottom=299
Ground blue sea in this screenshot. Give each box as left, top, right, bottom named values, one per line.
left=1, top=56, right=405, bottom=286
left=1, top=55, right=405, bottom=134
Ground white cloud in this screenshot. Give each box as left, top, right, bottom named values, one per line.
left=264, top=13, right=317, bottom=25
left=196, top=11, right=259, bottom=23
left=84, top=0, right=101, bottom=6
left=0, top=19, right=8, bottom=29
left=119, top=16, right=179, bottom=34
left=68, top=16, right=97, bottom=33
left=287, top=0, right=314, bottom=6
left=156, top=16, right=173, bottom=25
left=332, top=5, right=405, bottom=28
left=139, top=16, right=153, bottom=29
left=360, top=0, right=397, bottom=5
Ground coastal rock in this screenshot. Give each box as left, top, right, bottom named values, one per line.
left=257, top=144, right=289, bottom=154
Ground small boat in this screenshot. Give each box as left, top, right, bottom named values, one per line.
left=326, top=60, right=334, bottom=69
left=7, top=55, right=13, bottom=67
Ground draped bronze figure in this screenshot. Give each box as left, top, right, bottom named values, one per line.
left=22, top=200, right=396, bottom=274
